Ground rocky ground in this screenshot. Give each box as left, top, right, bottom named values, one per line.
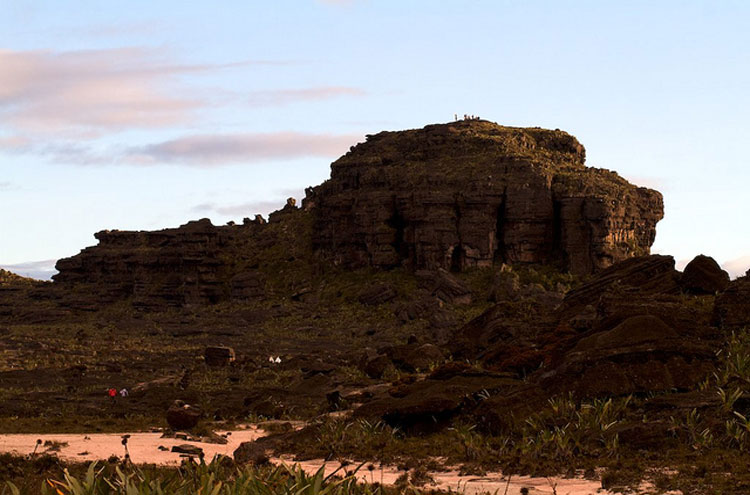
left=1, top=121, right=749, bottom=493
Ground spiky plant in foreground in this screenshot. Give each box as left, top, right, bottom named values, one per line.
left=3, top=459, right=386, bottom=495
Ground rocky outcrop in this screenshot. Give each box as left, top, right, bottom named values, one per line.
left=305, top=120, right=663, bottom=275
left=354, top=371, right=522, bottom=432
left=448, top=254, right=721, bottom=397
left=54, top=219, right=232, bottom=307
left=681, top=254, right=730, bottom=294
left=416, top=269, right=472, bottom=304
left=166, top=400, right=202, bottom=430
left=561, top=255, right=681, bottom=311
left=50, top=208, right=312, bottom=309
left=714, top=274, right=750, bottom=330
left=540, top=315, right=715, bottom=397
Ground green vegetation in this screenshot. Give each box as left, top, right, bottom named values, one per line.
left=0, top=269, right=35, bottom=286
left=1, top=457, right=391, bottom=495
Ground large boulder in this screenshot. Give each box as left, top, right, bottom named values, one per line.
left=380, top=343, right=445, bottom=372
left=562, top=255, right=681, bottom=312
left=166, top=400, right=202, bottom=430
left=680, top=255, right=730, bottom=294
left=204, top=346, right=236, bottom=367
left=541, top=315, right=715, bottom=397
left=416, top=270, right=472, bottom=305
left=358, top=284, right=397, bottom=305
left=714, top=274, right=750, bottom=329
left=447, top=285, right=562, bottom=371
left=233, top=441, right=270, bottom=465
left=354, top=373, right=522, bottom=433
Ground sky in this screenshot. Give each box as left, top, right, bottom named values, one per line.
left=1, top=0, right=748, bottom=280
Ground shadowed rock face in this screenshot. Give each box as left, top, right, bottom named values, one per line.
left=305, top=120, right=663, bottom=275
left=714, top=273, right=750, bottom=329
left=53, top=218, right=267, bottom=309
left=681, top=254, right=730, bottom=294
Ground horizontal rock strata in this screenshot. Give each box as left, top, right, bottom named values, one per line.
left=305, top=120, right=663, bottom=275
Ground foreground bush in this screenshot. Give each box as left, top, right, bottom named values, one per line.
left=3, top=459, right=386, bottom=495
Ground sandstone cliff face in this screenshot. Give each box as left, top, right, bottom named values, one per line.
left=52, top=218, right=281, bottom=309
left=305, top=120, right=663, bottom=275
left=54, top=219, right=234, bottom=308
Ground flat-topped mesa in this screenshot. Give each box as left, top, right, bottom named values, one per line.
left=304, top=120, right=664, bottom=275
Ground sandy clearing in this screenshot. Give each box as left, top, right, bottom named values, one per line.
left=0, top=429, right=612, bottom=495
left=287, top=457, right=610, bottom=495
left=0, top=427, right=264, bottom=466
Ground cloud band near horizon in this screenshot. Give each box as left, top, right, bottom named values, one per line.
left=125, top=132, right=362, bottom=165
left=0, top=47, right=366, bottom=165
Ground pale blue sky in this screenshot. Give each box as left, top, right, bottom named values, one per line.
left=1, top=1, right=748, bottom=278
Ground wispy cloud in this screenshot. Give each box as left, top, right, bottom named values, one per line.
left=247, top=86, right=365, bottom=106
left=0, top=47, right=366, bottom=167
left=0, top=47, right=275, bottom=138
left=0, top=48, right=194, bottom=136
left=192, top=200, right=286, bottom=217
left=0, top=181, right=13, bottom=191
left=0, top=131, right=360, bottom=166
left=125, top=132, right=361, bottom=166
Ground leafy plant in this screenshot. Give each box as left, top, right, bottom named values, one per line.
left=36, top=460, right=385, bottom=495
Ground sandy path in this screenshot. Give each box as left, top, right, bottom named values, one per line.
left=0, top=427, right=264, bottom=466
left=0, top=429, right=610, bottom=495
left=288, top=457, right=609, bottom=495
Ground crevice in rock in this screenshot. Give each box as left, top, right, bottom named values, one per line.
left=494, top=188, right=507, bottom=263
left=386, top=203, right=409, bottom=266
left=451, top=198, right=464, bottom=272
left=582, top=198, right=594, bottom=274
left=551, top=199, right=564, bottom=268
left=450, top=245, right=465, bottom=273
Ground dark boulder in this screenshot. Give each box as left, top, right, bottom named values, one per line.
left=355, top=373, right=522, bottom=433
left=680, top=255, right=730, bottom=294
left=394, top=294, right=440, bottom=322
left=714, top=274, right=750, bottom=329
left=233, top=441, right=270, bottom=465
left=204, top=346, right=235, bottom=367
left=416, top=270, right=472, bottom=305
left=358, top=284, right=397, bottom=305
left=447, top=292, right=560, bottom=368
left=382, top=343, right=445, bottom=372
left=363, top=355, right=392, bottom=379
left=166, top=400, right=202, bottom=431
left=541, top=315, right=715, bottom=397
left=562, top=255, right=681, bottom=312
left=171, top=444, right=203, bottom=456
